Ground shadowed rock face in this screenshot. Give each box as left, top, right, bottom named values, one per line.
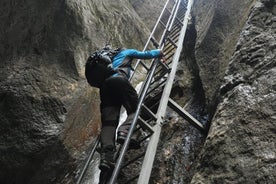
left=191, top=0, right=276, bottom=183
left=0, top=0, right=162, bottom=183
left=0, top=0, right=275, bottom=183
left=192, top=0, right=257, bottom=113
left=150, top=0, right=275, bottom=183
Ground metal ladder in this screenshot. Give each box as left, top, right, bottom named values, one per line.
left=109, top=0, right=205, bottom=183
left=76, top=0, right=206, bottom=183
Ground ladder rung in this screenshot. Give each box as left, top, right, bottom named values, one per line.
left=165, top=52, right=176, bottom=62
left=150, top=71, right=168, bottom=86
left=146, top=80, right=166, bottom=96
left=169, top=27, right=181, bottom=39
left=163, top=53, right=176, bottom=63
left=138, top=117, right=154, bottom=133
left=168, top=32, right=180, bottom=43
left=159, top=20, right=166, bottom=28
left=178, top=5, right=187, bottom=14
left=168, top=98, right=206, bottom=133
left=159, top=59, right=171, bottom=71
left=180, top=0, right=188, bottom=7
left=150, top=37, right=159, bottom=48
left=175, top=16, right=184, bottom=26
left=145, top=100, right=160, bottom=115
left=167, top=37, right=178, bottom=48
left=169, top=27, right=181, bottom=38
left=152, top=67, right=169, bottom=82
left=164, top=7, right=172, bottom=15
left=164, top=44, right=176, bottom=54
left=164, top=46, right=176, bottom=57
left=141, top=104, right=157, bottom=120
left=177, top=9, right=186, bottom=18
left=144, top=92, right=163, bottom=114
left=140, top=60, right=150, bottom=71
left=164, top=43, right=176, bottom=52
left=152, top=63, right=170, bottom=80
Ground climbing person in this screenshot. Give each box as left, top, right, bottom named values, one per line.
left=93, top=46, right=165, bottom=172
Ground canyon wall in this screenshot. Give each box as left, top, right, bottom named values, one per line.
left=0, top=0, right=163, bottom=183
left=0, top=0, right=275, bottom=183
left=191, top=0, right=276, bottom=183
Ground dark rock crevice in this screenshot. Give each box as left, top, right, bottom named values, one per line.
left=174, top=16, right=209, bottom=127
left=192, top=0, right=257, bottom=117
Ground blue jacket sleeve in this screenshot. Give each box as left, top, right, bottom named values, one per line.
left=123, top=49, right=162, bottom=59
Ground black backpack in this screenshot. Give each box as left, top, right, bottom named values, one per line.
left=85, top=48, right=119, bottom=88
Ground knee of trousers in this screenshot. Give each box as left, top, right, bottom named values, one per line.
left=101, top=106, right=120, bottom=126
left=124, top=100, right=138, bottom=115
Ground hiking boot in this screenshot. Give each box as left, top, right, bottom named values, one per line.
left=99, top=146, right=115, bottom=171
left=117, top=131, right=141, bottom=150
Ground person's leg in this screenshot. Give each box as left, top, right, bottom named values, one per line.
left=102, top=75, right=140, bottom=149
left=107, top=76, right=140, bottom=149
left=99, top=81, right=121, bottom=170
left=116, top=77, right=139, bottom=134
left=100, top=106, right=120, bottom=149
left=99, top=106, right=120, bottom=170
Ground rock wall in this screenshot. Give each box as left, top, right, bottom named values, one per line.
left=0, top=0, right=162, bottom=183
left=151, top=0, right=275, bottom=183
left=129, top=0, right=167, bottom=29
left=0, top=0, right=275, bottom=183
left=191, top=0, right=276, bottom=183
left=192, top=0, right=257, bottom=113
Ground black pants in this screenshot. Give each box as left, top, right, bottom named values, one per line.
left=100, top=75, right=138, bottom=149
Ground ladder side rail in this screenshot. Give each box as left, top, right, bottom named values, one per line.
left=76, top=136, right=100, bottom=184
left=141, top=0, right=185, bottom=130
left=167, top=10, right=185, bottom=44
left=144, top=0, right=182, bottom=105
left=133, top=0, right=180, bottom=100
left=168, top=98, right=206, bottom=132
left=131, top=0, right=179, bottom=83
left=110, top=0, right=188, bottom=183
left=158, top=0, right=181, bottom=48
left=146, top=0, right=181, bottom=96
left=130, top=0, right=174, bottom=81
left=137, top=1, right=194, bottom=183
left=137, top=0, right=183, bottom=129
left=109, top=59, right=161, bottom=184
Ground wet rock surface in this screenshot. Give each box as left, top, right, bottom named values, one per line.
left=191, top=0, right=276, bottom=183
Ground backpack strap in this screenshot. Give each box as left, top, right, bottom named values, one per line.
left=115, top=56, right=133, bottom=78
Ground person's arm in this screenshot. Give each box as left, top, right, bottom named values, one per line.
left=124, top=49, right=163, bottom=59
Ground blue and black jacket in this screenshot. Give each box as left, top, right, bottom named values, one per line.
left=112, top=49, right=162, bottom=79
